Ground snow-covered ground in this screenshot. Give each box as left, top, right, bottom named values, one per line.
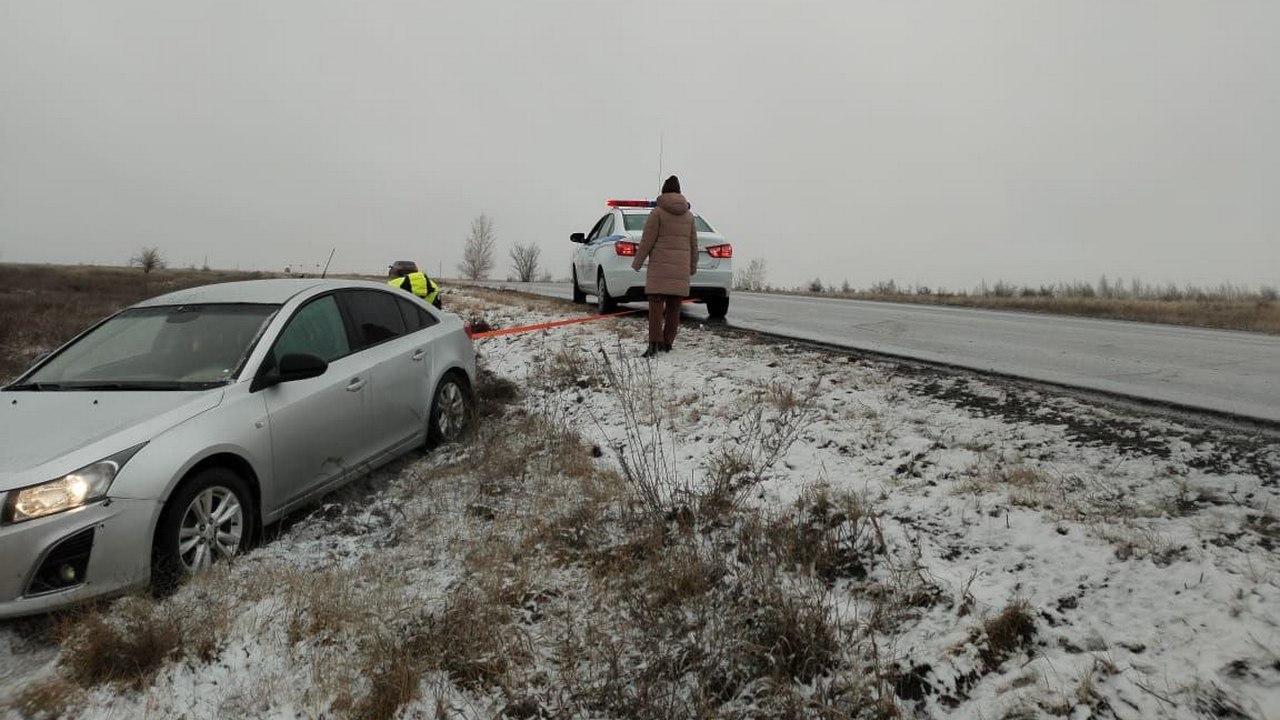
left=2, top=287, right=1278, bottom=719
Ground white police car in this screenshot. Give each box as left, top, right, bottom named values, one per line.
left=569, top=200, right=733, bottom=318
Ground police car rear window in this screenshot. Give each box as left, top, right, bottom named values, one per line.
left=621, top=212, right=714, bottom=233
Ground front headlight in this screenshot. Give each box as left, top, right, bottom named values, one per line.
left=2, top=444, right=146, bottom=524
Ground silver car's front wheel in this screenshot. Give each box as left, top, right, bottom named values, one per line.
left=154, top=468, right=253, bottom=590
left=176, top=487, right=244, bottom=572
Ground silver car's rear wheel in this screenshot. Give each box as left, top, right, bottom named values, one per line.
left=429, top=373, right=474, bottom=444
left=154, top=467, right=253, bottom=590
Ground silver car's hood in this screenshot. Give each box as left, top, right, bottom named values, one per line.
left=0, top=390, right=224, bottom=490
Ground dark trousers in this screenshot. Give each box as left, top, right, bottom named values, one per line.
left=647, top=294, right=683, bottom=345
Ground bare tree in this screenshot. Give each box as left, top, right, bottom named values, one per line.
left=131, top=247, right=166, bottom=274
left=735, top=258, right=767, bottom=291
left=509, top=242, right=542, bottom=282
left=458, top=213, right=497, bottom=280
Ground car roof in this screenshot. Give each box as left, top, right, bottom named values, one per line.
left=132, top=278, right=392, bottom=307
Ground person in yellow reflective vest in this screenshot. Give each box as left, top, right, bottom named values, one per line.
left=387, top=268, right=442, bottom=309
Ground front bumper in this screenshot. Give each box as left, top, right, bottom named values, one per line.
left=0, top=495, right=157, bottom=620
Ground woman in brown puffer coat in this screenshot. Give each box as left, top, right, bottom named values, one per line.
left=632, top=175, right=698, bottom=358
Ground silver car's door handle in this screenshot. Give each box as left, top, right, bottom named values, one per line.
left=411, top=349, right=425, bottom=362
left=346, top=377, right=366, bottom=392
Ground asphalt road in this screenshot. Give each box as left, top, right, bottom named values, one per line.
left=473, top=281, right=1280, bottom=425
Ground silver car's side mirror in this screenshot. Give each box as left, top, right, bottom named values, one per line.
left=252, top=353, right=328, bottom=392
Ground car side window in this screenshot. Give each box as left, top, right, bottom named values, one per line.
left=272, top=295, right=350, bottom=362
left=599, top=215, right=615, bottom=237
left=343, top=290, right=407, bottom=347
left=397, top=296, right=438, bottom=333
left=585, top=214, right=609, bottom=242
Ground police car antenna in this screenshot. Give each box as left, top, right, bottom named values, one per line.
left=657, top=132, right=663, bottom=187
left=320, top=248, right=335, bottom=278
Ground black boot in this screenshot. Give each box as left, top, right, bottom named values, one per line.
left=661, top=343, right=672, bottom=352
left=641, top=342, right=660, bottom=358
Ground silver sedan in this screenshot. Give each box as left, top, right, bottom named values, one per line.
left=0, top=278, right=475, bottom=618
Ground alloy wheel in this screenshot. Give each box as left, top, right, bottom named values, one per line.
left=176, top=486, right=244, bottom=572
left=436, top=380, right=468, bottom=440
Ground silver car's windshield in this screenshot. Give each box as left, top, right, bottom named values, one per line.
left=9, top=303, right=279, bottom=391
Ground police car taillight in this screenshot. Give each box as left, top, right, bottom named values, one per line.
left=707, top=244, right=733, bottom=259
left=615, top=241, right=638, bottom=256
left=606, top=199, right=656, bottom=208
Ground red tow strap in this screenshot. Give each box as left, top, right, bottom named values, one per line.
left=467, top=309, right=638, bottom=340
left=466, top=298, right=701, bottom=341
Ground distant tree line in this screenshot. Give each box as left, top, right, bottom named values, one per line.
left=794, top=275, right=1277, bottom=302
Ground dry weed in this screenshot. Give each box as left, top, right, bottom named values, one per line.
left=593, top=346, right=688, bottom=515
left=473, top=365, right=521, bottom=419
left=58, top=597, right=183, bottom=689
left=415, top=586, right=530, bottom=690
left=350, top=631, right=428, bottom=720
left=980, top=600, right=1036, bottom=668
left=8, top=676, right=85, bottom=720
left=1094, top=522, right=1188, bottom=566
left=528, top=342, right=601, bottom=391
left=534, top=471, right=626, bottom=565
left=700, top=376, right=824, bottom=518
left=761, top=485, right=880, bottom=585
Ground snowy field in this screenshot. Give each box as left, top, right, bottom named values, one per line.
left=2, top=287, right=1278, bottom=719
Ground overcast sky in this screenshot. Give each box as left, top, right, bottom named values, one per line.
left=2, top=1, right=1277, bottom=291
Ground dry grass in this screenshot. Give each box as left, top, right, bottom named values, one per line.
left=350, top=632, right=423, bottom=720
left=9, top=676, right=85, bottom=720
left=584, top=531, right=849, bottom=714
left=56, top=592, right=228, bottom=690
left=0, top=263, right=265, bottom=382
left=415, top=585, right=530, bottom=690
left=762, top=485, right=879, bottom=585
left=448, top=284, right=576, bottom=317
left=24, top=371, right=892, bottom=718
left=981, top=600, right=1037, bottom=668
left=1094, top=523, right=1188, bottom=566
left=608, top=364, right=824, bottom=521
left=528, top=342, right=603, bottom=392
left=953, top=453, right=1199, bottom=568
left=473, top=365, right=522, bottom=419
left=424, top=355, right=876, bottom=716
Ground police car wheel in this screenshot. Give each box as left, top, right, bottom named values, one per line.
left=572, top=270, right=587, bottom=304
left=706, top=297, right=729, bottom=319
left=596, top=273, right=618, bottom=314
